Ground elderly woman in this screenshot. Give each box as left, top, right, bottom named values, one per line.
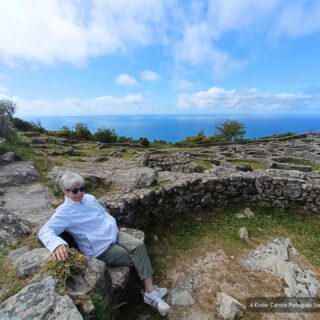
left=38, top=171, right=170, bottom=316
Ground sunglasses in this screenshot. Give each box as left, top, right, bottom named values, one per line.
left=67, top=186, right=86, bottom=194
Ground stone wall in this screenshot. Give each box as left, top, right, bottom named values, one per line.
left=101, top=168, right=320, bottom=227
left=0, top=115, right=15, bottom=140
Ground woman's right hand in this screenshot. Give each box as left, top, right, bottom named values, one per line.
left=52, top=244, right=69, bottom=261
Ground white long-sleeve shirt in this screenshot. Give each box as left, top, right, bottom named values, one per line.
left=38, top=194, right=118, bottom=257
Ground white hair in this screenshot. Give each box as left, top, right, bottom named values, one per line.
left=58, top=171, right=84, bottom=191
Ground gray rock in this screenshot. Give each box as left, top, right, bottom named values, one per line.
left=134, top=170, right=158, bottom=188
left=235, top=212, right=246, bottom=219
left=239, top=237, right=319, bottom=298
left=0, top=276, right=83, bottom=320
left=239, top=227, right=250, bottom=242
left=0, top=208, right=31, bottom=249
left=0, top=152, right=19, bottom=163
left=0, top=161, right=38, bottom=187
left=66, top=255, right=112, bottom=312
left=9, top=247, right=51, bottom=277
left=269, top=162, right=312, bottom=172
left=106, top=266, right=131, bottom=293
left=120, top=227, right=145, bottom=241
left=243, top=207, right=254, bottom=217
left=167, top=275, right=196, bottom=307
left=0, top=183, right=54, bottom=225
left=217, top=292, right=246, bottom=320
left=93, top=155, right=109, bottom=162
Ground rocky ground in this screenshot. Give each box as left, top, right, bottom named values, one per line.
left=0, top=132, right=320, bottom=319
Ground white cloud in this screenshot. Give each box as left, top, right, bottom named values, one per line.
left=116, top=74, right=139, bottom=86
left=275, top=1, right=320, bottom=38
left=0, top=0, right=320, bottom=78
left=0, top=91, right=145, bottom=116
left=172, top=1, right=278, bottom=77
left=0, top=0, right=168, bottom=66
left=177, top=87, right=316, bottom=112
left=141, top=70, right=159, bottom=82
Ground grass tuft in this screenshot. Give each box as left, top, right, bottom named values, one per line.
left=42, top=249, right=86, bottom=295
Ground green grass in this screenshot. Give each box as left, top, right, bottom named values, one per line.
left=0, top=248, right=25, bottom=302
left=193, top=159, right=213, bottom=170
left=226, top=159, right=266, bottom=170
left=146, top=205, right=320, bottom=281
left=260, top=132, right=296, bottom=139
left=33, top=156, right=65, bottom=200
left=0, top=138, right=34, bottom=160
left=283, top=158, right=320, bottom=171
left=43, top=249, right=86, bottom=295
left=0, top=235, right=41, bottom=302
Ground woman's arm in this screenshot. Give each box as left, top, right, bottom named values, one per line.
left=38, top=207, right=70, bottom=260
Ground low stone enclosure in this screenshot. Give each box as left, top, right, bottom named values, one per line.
left=101, top=167, right=320, bottom=227
left=2, top=133, right=320, bottom=319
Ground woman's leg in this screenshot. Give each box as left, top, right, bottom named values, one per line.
left=116, top=231, right=154, bottom=288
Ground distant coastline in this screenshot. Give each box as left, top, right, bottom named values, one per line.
left=21, top=114, right=320, bottom=143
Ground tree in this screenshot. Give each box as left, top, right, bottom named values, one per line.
left=215, top=120, right=246, bottom=141
left=140, top=137, right=149, bottom=147
left=93, top=128, right=117, bottom=143
left=73, top=123, right=92, bottom=140
left=0, top=99, right=16, bottom=120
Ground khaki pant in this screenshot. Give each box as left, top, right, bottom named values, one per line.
left=97, top=231, right=154, bottom=280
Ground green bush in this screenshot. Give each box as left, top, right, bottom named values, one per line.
left=12, top=117, right=46, bottom=133
left=139, top=137, right=149, bottom=147
left=117, top=135, right=134, bottom=143
left=93, top=128, right=117, bottom=143
left=73, top=123, right=92, bottom=140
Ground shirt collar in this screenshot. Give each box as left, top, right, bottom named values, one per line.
left=64, top=195, right=85, bottom=205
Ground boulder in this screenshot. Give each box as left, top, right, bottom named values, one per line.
left=9, top=247, right=51, bottom=277
left=1, top=183, right=55, bottom=225
left=239, top=237, right=319, bottom=298
left=0, top=208, right=31, bottom=249
left=167, top=275, right=196, bottom=307
left=0, top=152, right=20, bottom=163
left=134, top=170, right=158, bottom=188
left=0, top=276, right=83, bottom=320
left=66, top=255, right=112, bottom=314
left=0, top=161, right=38, bottom=187
left=217, top=292, right=246, bottom=320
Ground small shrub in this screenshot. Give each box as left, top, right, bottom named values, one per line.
left=140, top=137, right=149, bottom=147
left=93, top=128, right=117, bottom=143
left=73, top=123, right=92, bottom=140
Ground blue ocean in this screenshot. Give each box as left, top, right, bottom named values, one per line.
left=22, top=114, right=320, bottom=143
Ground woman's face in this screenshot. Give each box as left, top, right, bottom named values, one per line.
left=64, top=183, right=85, bottom=202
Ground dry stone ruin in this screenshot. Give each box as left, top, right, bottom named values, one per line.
left=1, top=132, right=320, bottom=319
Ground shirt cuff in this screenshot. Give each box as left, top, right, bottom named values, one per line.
left=47, top=238, right=68, bottom=253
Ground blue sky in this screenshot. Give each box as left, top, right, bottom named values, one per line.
left=0, top=0, right=320, bottom=116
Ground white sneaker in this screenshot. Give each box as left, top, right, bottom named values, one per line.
left=144, top=291, right=170, bottom=316
left=154, top=285, right=168, bottom=299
